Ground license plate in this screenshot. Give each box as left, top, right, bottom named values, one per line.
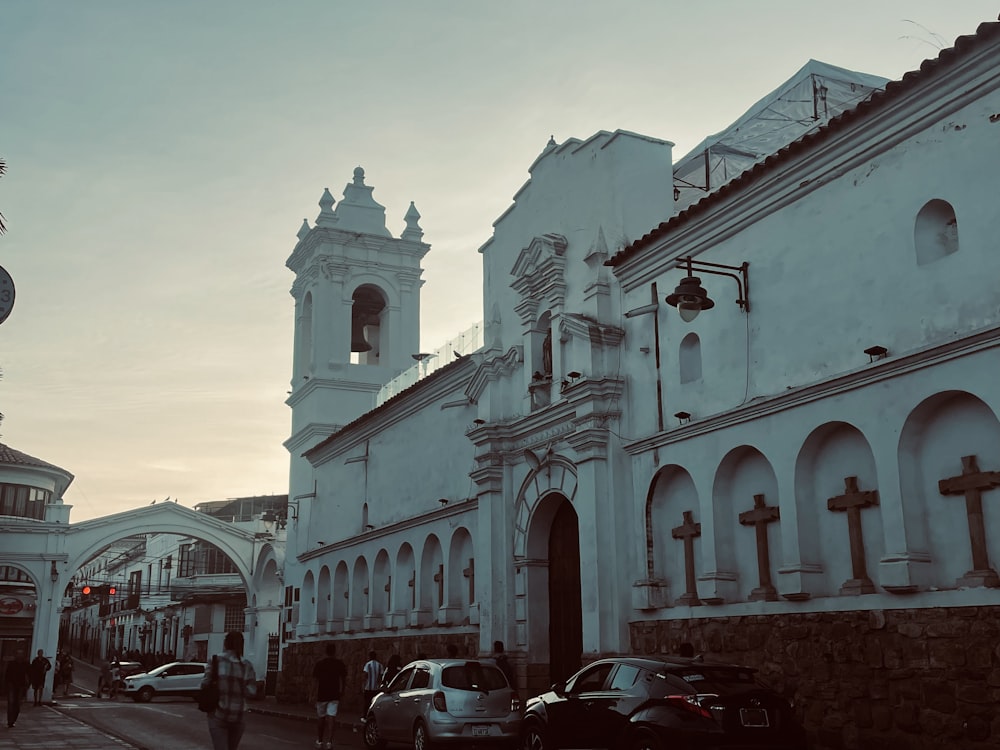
left=740, top=708, right=769, bottom=727
left=472, top=725, right=490, bottom=737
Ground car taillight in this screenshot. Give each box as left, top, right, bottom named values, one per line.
left=432, top=691, right=447, bottom=712
left=665, top=694, right=714, bottom=719
left=510, top=692, right=521, bottom=713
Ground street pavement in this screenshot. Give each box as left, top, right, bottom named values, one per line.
left=0, top=656, right=362, bottom=750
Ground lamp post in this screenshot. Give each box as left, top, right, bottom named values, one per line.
left=665, top=257, right=750, bottom=321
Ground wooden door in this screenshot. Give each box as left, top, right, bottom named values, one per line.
left=548, top=500, right=582, bottom=684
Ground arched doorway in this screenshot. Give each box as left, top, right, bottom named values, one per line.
left=548, top=499, right=582, bottom=683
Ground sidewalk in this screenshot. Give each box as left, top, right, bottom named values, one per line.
left=0, top=703, right=139, bottom=750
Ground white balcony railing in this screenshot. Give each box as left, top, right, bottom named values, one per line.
left=376, top=321, right=484, bottom=406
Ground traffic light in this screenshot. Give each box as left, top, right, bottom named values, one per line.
left=108, top=586, right=116, bottom=596
left=82, top=585, right=92, bottom=596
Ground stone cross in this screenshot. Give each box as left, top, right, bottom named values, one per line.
left=938, top=454, right=1000, bottom=588
left=433, top=564, right=444, bottom=607
left=671, top=510, right=702, bottom=606
left=407, top=571, right=416, bottom=608
left=462, top=558, right=475, bottom=604
left=827, top=476, right=879, bottom=595
left=738, top=493, right=780, bottom=601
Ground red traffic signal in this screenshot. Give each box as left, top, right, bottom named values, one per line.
left=108, top=586, right=116, bottom=596
left=82, top=585, right=92, bottom=595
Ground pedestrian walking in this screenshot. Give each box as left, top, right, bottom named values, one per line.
left=361, top=651, right=384, bottom=711
left=203, top=631, right=257, bottom=750
left=58, top=653, right=73, bottom=696
left=492, top=640, right=515, bottom=687
left=312, top=642, right=346, bottom=749
left=28, top=649, right=50, bottom=706
left=380, top=654, right=402, bottom=689
left=5, top=649, right=29, bottom=728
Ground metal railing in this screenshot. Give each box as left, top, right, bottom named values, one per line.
left=376, top=321, right=484, bottom=405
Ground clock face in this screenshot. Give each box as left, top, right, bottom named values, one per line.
left=0, top=265, right=14, bottom=325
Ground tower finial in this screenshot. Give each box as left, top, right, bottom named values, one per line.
left=402, top=201, right=423, bottom=241
left=316, top=187, right=338, bottom=227
left=353, top=166, right=366, bottom=185
left=547, top=134, right=556, bottom=147
left=297, top=218, right=311, bottom=240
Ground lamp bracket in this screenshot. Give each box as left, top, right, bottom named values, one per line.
left=674, top=257, right=750, bottom=312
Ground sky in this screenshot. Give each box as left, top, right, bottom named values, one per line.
left=1, top=1, right=996, bottom=522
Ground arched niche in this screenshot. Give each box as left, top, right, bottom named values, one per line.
left=645, top=465, right=700, bottom=597
left=371, top=549, right=391, bottom=618
left=899, top=390, right=1000, bottom=588
left=795, top=421, right=878, bottom=598
left=914, top=199, right=959, bottom=266
left=447, top=527, right=474, bottom=619
left=419, top=535, right=444, bottom=615
left=350, top=556, right=369, bottom=623
left=679, top=333, right=702, bottom=384
left=713, top=445, right=779, bottom=602
left=332, top=561, right=349, bottom=622
left=316, top=565, right=331, bottom=628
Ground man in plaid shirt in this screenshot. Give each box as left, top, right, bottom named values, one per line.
left=205, top=631, right=257, bottom=750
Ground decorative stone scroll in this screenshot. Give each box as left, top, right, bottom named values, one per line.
left=827, top=476, right=879, bottom=595
left=938, top=454, right=1000, bottom=588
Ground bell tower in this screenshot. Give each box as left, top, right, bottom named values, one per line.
left=284, top=166, right=428, bottom=471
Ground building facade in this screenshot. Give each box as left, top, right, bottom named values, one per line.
left=276, top=18, right=1000, bottom=748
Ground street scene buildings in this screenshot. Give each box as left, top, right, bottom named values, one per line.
left=2, top=16, right=1000, bottom=750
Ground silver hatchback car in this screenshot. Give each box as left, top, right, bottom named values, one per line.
left=363, top=658, right=522, bottom=750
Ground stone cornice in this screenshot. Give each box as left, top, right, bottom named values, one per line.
left=465, top=346, right=522, bottom=405
left=624, top=322, right=1000, bottom=455
left=558, top=313, right=625, bottom=348
left=297, top=498, right=477, bottom=562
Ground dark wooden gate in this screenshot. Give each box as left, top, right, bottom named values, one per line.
left=265, top=632, right=280, bottom=696
left=548, top=500, right=582, bottom=684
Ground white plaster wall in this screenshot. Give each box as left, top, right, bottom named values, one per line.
left=481, top=131, right=673, bottom=357
left=622, top=89, right=1000, bottom=432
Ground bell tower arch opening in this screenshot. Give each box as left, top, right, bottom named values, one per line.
left=350, top=284, right=388, bottom=365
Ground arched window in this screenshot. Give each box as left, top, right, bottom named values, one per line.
left=679, top=333, right=702, bottom=384
left=914, top=199, right=959, bottom=266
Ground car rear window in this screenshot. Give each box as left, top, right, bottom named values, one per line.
left=441, top=663, right=507, bottom=692
left=657, top=667, right=761, bottom=695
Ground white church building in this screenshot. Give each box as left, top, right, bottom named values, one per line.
left=276, top=18, right=1000, bottom=749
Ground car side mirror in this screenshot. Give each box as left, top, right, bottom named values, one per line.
left=551, top=681, right=567, bottom=697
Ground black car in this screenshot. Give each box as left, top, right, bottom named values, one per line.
left=520, top=656, right=808, bottom=750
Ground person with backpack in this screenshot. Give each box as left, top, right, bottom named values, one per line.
left=203, top=631, right=257, bottom=750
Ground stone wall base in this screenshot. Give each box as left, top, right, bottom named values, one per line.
left=276, top=633, right=478, bottom=713
left=630, top=604, right=1000, bottom=750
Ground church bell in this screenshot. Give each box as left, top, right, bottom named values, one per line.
left=351, top=315, right=373, bottom=353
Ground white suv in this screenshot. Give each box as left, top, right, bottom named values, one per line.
left=122, top=661, right=207, bottom=703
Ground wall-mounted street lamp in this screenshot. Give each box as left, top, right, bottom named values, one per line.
left=50, top=561, right=59, bottom=583
left=665, top=257, right=750, bottom=322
